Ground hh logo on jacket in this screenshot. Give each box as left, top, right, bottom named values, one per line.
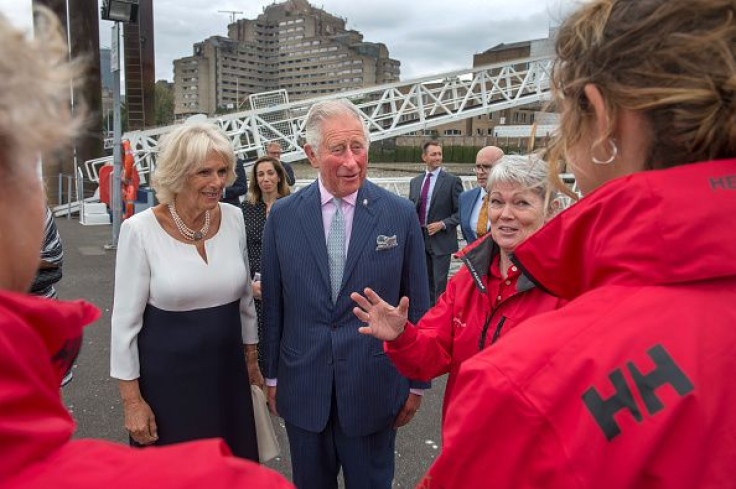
left=582, top=344, right=694, bottom=441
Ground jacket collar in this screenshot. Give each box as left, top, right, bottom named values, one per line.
left=456, top=236, right=539, bottom=295
left=0, top=291, right=99, bottom=480
left=513, top=158, right=736, bottom=300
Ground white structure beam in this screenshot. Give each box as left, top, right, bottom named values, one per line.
left=84, top=55, right=554, bottom=183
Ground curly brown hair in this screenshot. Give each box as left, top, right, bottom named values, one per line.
left=547, top=0, right=736, bottom=184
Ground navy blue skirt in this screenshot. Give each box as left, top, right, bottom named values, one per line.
left=136, top=300, right=258, bottom=461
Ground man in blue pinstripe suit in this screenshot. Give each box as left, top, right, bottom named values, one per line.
left=262, top=99, right=431, bottom=489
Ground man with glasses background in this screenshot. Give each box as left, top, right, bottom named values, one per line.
left=265, top=141, right=296, bottom=186
left=459, top=146, right=504, bottom=244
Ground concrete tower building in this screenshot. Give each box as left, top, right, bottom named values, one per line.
left=174, top=0, right=400, bottom=117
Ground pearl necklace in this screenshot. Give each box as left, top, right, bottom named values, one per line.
left=168, top=203, right=210, bottom=241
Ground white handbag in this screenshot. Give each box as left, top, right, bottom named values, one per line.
left=251, top=385, right=280, bottom=463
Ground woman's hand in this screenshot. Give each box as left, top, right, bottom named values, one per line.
left=245, top=344, right=264, bottom=389
left=351, top=287, right=409, bottom=341
left=252, top=280, right=262, bottom=299
left=123, top=397, right=158, bottom=445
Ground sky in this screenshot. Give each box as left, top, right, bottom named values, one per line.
left=0, top=0, right=578, bottom=82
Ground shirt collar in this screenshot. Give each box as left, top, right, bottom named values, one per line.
left=318, top=177, right=358, bottom=207
left=426, top=167, right=442, bottom=177
left=490, top=253, right=521, bottom=281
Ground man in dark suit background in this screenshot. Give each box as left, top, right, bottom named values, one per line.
left=459, top=146, right=504, bottom=244
left=262, top=99, right=430, bottom=489
left=409, top=141, right=463, bottom=305
left=220, top=158, right=247, bottom=206
left=265, top=141, right=296, bottom=186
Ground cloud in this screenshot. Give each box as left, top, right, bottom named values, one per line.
left=2, top=0, right=578, bottom=82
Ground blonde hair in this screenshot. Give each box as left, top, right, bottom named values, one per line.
left=151, top=122, right=236, bottom=204
left=0, top=8, right=86, bottom=173
left=547, top=0, right=736, bottom=189
left=246, top=156, right=291, bottom=204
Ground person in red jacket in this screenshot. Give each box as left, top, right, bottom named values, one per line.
left=419, top=0, right=736, bottom=488
left=0, top=9, right=291, bottom=489
left=351, top=155, right=565, bottom=421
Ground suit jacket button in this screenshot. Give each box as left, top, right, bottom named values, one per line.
left=328, top=357, right=334, bottom=365
left=331, top=324, right=338, bottom=330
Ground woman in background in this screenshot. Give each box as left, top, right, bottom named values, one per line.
left=241, top=156, right=290, bottom=369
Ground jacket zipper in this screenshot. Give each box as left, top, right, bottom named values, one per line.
left=478, top=313, right=491, bottom=351
left=479, top=315, right=507, bottom=350
left=490, top=316, right=507, bottom=345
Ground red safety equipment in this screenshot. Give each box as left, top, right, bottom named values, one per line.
left=98, top=141, right=140, bottom=219
left=121, top=140, right=139, bottom=219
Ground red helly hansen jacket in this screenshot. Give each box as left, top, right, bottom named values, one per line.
left=0, top=291, right=292, bottom=489
left=420, top=159, right=736, bottom=489
left=385, top=235, right=563, bottom=421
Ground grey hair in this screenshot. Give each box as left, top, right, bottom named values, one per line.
left=0, top=8, right=86, bottom=172
left=304, top=99, right=370, bottom=155
left=487, top=154, right=560, bottom=215
left=151, top=122, right=235, bottom=204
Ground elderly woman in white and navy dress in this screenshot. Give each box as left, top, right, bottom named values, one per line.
left=110, top=122, right=263, bottom=460
left=241, top=156, right=290, bottom=370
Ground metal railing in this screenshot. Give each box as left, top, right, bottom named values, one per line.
left=82, top=55, right=554, bottom=187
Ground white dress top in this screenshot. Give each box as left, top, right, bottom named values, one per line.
left=110, top=203, right=257, bottom=380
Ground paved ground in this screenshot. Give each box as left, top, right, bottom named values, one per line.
left=55, top=205, right=451, bottom=487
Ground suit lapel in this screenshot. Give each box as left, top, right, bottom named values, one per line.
left=428, top=170, right=447, bottom=217
left=295, top=182, right=330, bottom=289
left=468, top=187, right=482, bottom=240
left=409, top=175, right=421, bottom=207
left=342, top=183, right=379, bottom=293
left=469, top=187, right=483, bottom=213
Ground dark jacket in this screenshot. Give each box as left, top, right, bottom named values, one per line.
left=458, top=186, right=483, bottom=244
left=221, top=159, right=247, bottom=206
left=408, top=169, right=463, bottom=255
left=262, top=180, right=431, bottom=436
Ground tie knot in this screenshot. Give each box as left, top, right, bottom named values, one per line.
left=333, top=197, right=343, bottom=212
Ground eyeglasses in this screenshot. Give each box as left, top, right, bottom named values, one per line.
left=474, top=164, right=494, bottom=173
